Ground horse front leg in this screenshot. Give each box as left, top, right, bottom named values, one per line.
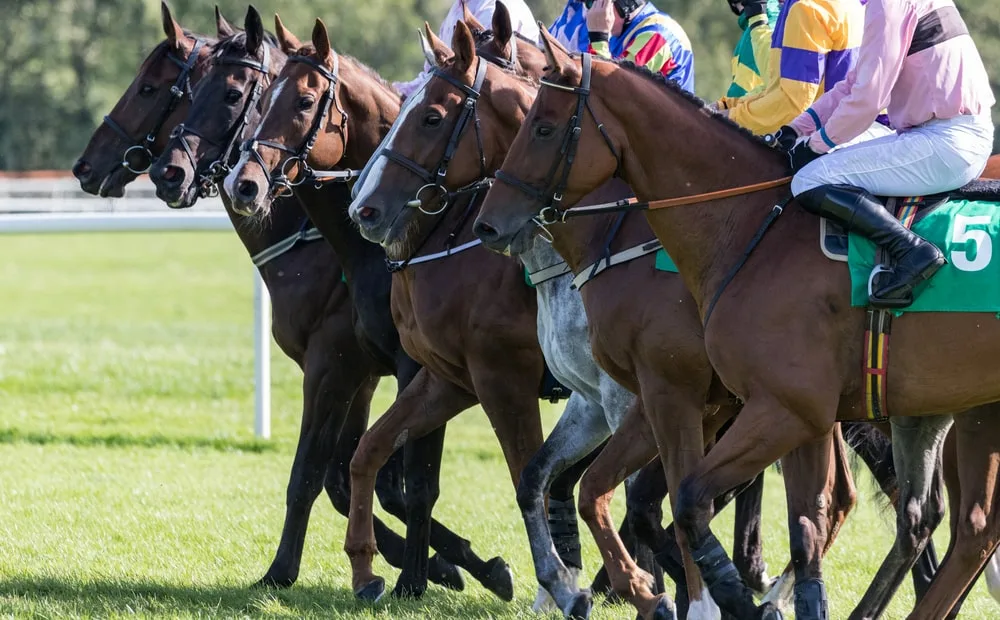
left=848, top=414, right=951, bottom=620
left=344, top=368, right=476, bottom=601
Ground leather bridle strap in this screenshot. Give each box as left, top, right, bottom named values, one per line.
left=102, top=38, right=206, bottom=174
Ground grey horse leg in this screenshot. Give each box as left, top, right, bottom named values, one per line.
left=848, top=414, right=951, bottom=620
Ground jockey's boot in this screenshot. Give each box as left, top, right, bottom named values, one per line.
left=798, top=184, right=946, bottom=309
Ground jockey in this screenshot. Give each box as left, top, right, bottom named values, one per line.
left=778, top=0, right=994, bottom=309
left=724, top=0, right=780, bottom=99
left=550, top=0, right=695, bottom=92
left=393, top=0, right=540, bottom=97
left=717, top=0, right=866, bottom=135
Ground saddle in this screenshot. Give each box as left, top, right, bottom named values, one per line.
left=819, top=180, right=1000, bottom=261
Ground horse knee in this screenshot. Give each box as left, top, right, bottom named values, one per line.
left=674, top=476, right=710, bottom=543
left=897, top=493, right=944, bottom=553
left=324, top=468, right=352, bottom=516
left=516, top=462, right=547, bottom=515
left=952, top=503, right=993, bottom=560
left=788, top=516, right=822, bottom=572
left=626, top=484, right=664, bottom=546
left=577, top=473, right=605, bottom=524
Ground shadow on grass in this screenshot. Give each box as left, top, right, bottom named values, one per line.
left=0, top=428, right=276, bottom=453
left=0, top=574, right=519, bottom=618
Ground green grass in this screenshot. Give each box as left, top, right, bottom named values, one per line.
left=0, top=231, right=994, bottom=618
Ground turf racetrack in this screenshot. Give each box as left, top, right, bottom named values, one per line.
left=0, top=231, right=994, bottom=618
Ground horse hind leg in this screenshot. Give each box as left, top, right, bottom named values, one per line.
left=847, top=413, right=952, bottom=620
left=908, top=406, right=1000, bottom=620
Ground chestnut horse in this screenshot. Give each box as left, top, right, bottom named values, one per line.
left=76, top=3, right=496, bottom=597
left=222, top=17, right=543, bottom=601
left=476, top=30, right=1000, bottom=619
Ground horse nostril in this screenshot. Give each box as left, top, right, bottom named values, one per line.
left=72, top=159, right=92, bottom=180
left=160, top=165, right=185, bottom=186
left=237, top=180, right=259, bottom=201
left=358, top=206, right=378, bottom=221
left=474, top=220, right=499, bottom=241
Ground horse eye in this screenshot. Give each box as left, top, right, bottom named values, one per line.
left=422, top=113, right=442, bottom=128
left=139, top=83, right=157, bottom=97
left=533, top=124, right=555, bottom=140
left=297, top=96, right=314, bottom=111
left=224, top=89, right=243, bottom=104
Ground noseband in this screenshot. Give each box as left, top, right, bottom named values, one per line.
left=102, top=38, right=206, bottom=175
left=493, top=53, right=620, bottom=227
left=378, top=59, right=489, bottom=217
left=168, top=43, right=272, bottom=198
left=240, top=52, right=356, bottom=199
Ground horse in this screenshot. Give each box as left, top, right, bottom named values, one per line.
left=342, top=13, right=784, bottom=618
left=474, top=29, right=1000, bottom=619
left=218, top=15, right=538, bottom=601
left=76, top=3, right=498, bottom=598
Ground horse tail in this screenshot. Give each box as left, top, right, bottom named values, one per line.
left=841, top=421, right=897, bottom=516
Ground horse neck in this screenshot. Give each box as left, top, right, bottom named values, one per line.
left=221, top=192, right=312, bottom=262
left=599, top=64, right=789, bottom=306
left=292, top=183, right=383, bottom=281
left=337, top=60, right=401, bottom=171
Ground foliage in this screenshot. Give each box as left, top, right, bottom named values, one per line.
left=0, top=0, right=998, bottom=166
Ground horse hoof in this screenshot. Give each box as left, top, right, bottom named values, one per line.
left=651, top=596, right=677, bottom=620
left=758, top=602, right=784, bottom=620
left=482, top=557, right=514, bottom=601
left=564, top=591, right=592, bottom=620
left=252, top=573, right=294, bottom=589
left=354, top=577, right=386, bottom=602
left=428, top=553, right=465, bottom=591
left=391, top=580, right=426, bottom=600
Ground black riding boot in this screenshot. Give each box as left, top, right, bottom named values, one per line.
left=797, top=184, right=946, bottom=308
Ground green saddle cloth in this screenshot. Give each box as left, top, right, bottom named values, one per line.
left=655, top=249, right=679, bottom=273
left=849, top=199, right=1000, bottom=313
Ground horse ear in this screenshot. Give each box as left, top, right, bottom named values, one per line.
left=215, top=5, right=236, bottom=38
left=461, top=0, right=486, bottom=33
left=418, top=30, right=438, bottom=67
left=540, top=27, right=571, bottom=76
left=245, top=5, right=265, bottom=56
left=312, top=18, right=332, bottom=64
left=451, top=21, right=477, bottom=75
left=492, top=2, right=514, bottom=48
left=424, top=22, right=452, bottom=67
left=274, top=14, right=302, bottom=54
left=161, top=1, right=186, bottom=51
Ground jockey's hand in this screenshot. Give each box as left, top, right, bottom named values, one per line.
left=763, top=125, right=799, bottom=152
left=788, top=138, right=821, bottom=172
left=587, top=0, right=614, bottom=37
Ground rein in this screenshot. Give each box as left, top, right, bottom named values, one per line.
left=240, top=51, right=357, bottom=199
left=169, top=43, right=273, bottom=198
left=492, top=52, right=792, bottom=225
left=102, top=38, right=206, bottom=175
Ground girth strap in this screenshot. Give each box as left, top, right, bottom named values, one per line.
left=251, top=226, right=324, bottom=267
left=572, top=239, right=662, bottom=290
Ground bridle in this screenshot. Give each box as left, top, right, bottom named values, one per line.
left=239, top=51, right=356, bottom=199
left=378, top=58, right=489, bottom=217
left=493, top=53, right=620, bottom=228
left=102, top=37, right=206, bottom=175
left=167, top=43, right=272, bottom=198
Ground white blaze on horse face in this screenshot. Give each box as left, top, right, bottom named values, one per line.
left=223, top=77, right=287, bottom=197
left=348, top=82, right=428, bottom=220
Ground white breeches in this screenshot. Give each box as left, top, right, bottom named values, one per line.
left=791, top=114, right=995, bottom=197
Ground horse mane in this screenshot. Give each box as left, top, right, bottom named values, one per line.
left=210, top=30, right=281, bottom=61
left=290, top=44, right=400, bottom=97
left=608, top=58, right=780, bottom=154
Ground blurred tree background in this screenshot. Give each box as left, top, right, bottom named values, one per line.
left=0, top=0, right=997, bottom=170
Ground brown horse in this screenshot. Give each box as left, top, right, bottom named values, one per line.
left=75, top=3, right=487, bottom=595
left=358, top=18, right=855, bottom=620
left=223, top=17, right=545, bottom=602
left=475, top=30, right=1000, bottom=619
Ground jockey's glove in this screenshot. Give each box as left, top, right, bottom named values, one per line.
left=788, top=138, right=822, bottom=172
left=763, top=125, right=799, bottom=152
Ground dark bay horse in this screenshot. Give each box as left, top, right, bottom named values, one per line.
left=76, top=3, right=498, bottom=597
left=220, top=16, right=525, bottom=601
left=476, top=30, right=1000, bottom=619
